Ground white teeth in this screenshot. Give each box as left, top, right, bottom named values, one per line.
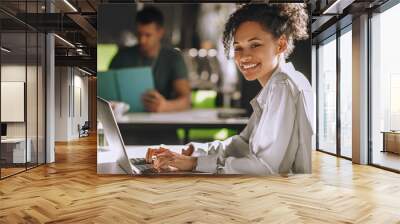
left=242, top=64, right=257, bottom=69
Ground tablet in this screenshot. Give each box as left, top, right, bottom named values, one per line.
left=116, top=67, right=155, bottom=112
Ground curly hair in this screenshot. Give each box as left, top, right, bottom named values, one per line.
left=223, top=3, right=309, bottom=59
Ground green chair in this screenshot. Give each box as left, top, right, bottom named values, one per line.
left=97, top=44, right=118, bottom=72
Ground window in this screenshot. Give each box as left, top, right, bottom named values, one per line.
left=340, top=28, right=352, bottom=158
left=370, top=2, right=400, bottom=171
left=317, top=36, right=337, bottom=154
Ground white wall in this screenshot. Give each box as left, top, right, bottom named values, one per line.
left=75, top=70, right=89, bottom=139
left=1, top=65, right=35, bottom=138
left=55, top=67, right=89, bottom=141
left=55, top=67, right=69, bottom=141
left=1, top=64, right=46, bottom=163
left=71, top=72, right=89, bottom=138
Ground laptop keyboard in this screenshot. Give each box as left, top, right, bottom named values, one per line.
left=130, top=158, right=158, bottom=173
left=135, top=164, right=158, bottom=173
left=130, top=158, right=147, bottom=165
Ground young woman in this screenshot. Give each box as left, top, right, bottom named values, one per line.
left=148, top=3, right=314, bottom=175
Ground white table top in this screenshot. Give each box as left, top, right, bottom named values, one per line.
left=1, top=137, right=28, bottom=143
left=116, top=108, right=248, bottom=125
left=97, top=145, right=186, bottom=174
left=97, top=145, right=186, bottom=164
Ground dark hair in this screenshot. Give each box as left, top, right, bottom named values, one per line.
left=223, top=3, right=309, bottom=58
left=136, top=6, right=164, bottom=27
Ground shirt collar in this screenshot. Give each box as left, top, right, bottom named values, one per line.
left=250, top=58, right=295, bottom=108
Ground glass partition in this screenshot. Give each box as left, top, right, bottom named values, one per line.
left=0, top=1, right=46, bottom=179
left=1, top=31, right=28, bottom=177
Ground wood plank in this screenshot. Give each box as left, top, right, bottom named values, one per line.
left=0, top=135, right=399, bottom=223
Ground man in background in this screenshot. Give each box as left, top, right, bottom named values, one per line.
left=110, top=6, right=191, bottom=112
left=110, top=6, right=191, bottom=144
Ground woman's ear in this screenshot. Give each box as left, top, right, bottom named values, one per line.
left=276, top=35, right=288, bottom=55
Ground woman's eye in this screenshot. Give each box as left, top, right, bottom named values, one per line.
left=250, top=44, right=260, bottom=48
left=234, top=47, right=242, bottom=52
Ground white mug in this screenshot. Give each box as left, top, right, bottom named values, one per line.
left=111, top=101, right=130, bottom=117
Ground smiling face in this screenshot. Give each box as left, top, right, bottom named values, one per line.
left=233, top=21, right=286, bottom=86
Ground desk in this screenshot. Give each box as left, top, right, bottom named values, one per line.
left=116, top=108, right=249, bottom=143
left=382, top=131, right=400, bottom=154
left=97, top=145, right=184, bottom=174
left=1, top=138, right=32, bottom=164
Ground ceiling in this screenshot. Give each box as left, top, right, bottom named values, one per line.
left=0, top=0, right=392, bottom=74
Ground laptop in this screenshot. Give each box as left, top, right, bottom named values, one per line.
left=97, top=97, right=212, bottom=175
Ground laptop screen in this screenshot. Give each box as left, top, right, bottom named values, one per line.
left=97, top=97, right=137, bottom=174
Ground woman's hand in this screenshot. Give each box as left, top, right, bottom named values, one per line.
left=145, top=147, right=170, bottom=163
left=146, top=145, right=197, bottom=172
left=153, top=152, right=198, bottom=172
left=146, top=144, right=194, bottom=164
left=181, top=144, right=194, bottom=156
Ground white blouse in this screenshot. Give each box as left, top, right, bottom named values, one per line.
left=191, top=61, right=314, bottom=175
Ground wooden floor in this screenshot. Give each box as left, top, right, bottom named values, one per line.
left=1, top=135, right=400, bottom=223
left=1, top=163, right=45, bottom=178
left=372, top=150, right=400, bottom=171
left=1, top=167, right=26, bottom=178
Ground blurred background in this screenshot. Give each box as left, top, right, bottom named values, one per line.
left=97, top=3, right=312, bottom=115
left=0, top=1, right=313, bottom=178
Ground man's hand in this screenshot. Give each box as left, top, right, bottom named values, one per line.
left=142, top=90, right=169, bottom=112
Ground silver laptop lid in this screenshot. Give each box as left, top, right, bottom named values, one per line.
left=97, top=97, right=141, bottom=174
